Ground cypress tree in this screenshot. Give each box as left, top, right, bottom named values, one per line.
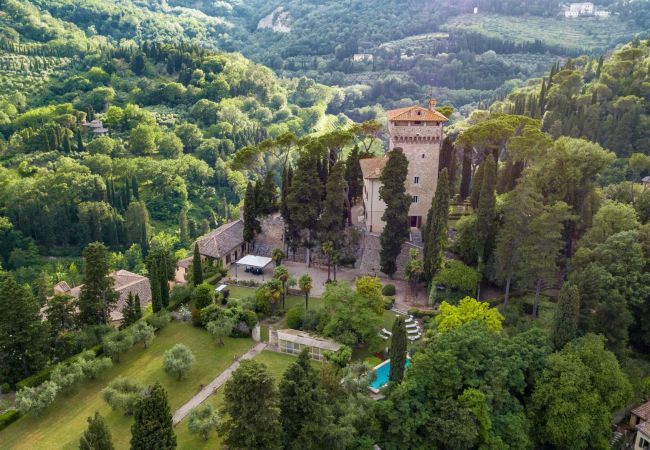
left=470, top=159, right=485, bottom=210
left=62, top=132, right=72, bottom=154
left=551, top=283, right=580, bottom=350
left=319, top=161, right=346, bottom=249
left=78, top=242, right=119, bottom=325
left=438, top=137, right=454, bottom=174
left=130, top=383, right=176, bottom=450
left=388, top=316, right=407, bottom=383
left=147, top=257, right=161, bottom=312
left=279, top=349, right=334, bottom=447
left=80, top=412, right=114, bottom=450
left=595, top=55, right=604, bottom=79
left=243, top=182, right=261, bottom=247
left=131, top=177, right=139, bottom=200
left=379, top=149, right=410, bottom=278
left=459, top=145, right=472, bottom=199
left=538, top=78, right=547, bottom=116
left=192, top=243, right=203, bottom=285
left=121, top=292, right=136, bottom=326
left=134, top=293, right=142, bottom=319
left=159, top=254, right=170, bottom=309
left=475, top=156, right=497, bottom=279
left=260, top=171, right=278, bottom=215
left=76, top=130, right=85, bottom=152
left=423, top=169, right=449, bottom=281
left=287, top=152, right=323, bottom=267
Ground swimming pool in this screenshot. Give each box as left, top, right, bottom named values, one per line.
left=368, top=357, right=411, bottom=393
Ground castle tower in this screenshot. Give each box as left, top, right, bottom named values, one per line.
left=359, top=101, right=448, bottom=233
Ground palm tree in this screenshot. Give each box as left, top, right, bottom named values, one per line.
left=273, top=265, right=289, bottom=310
left=271, top=248, right=285, bottom=267
left=298, top=274, right=313, bottom=310
left=322, top=241, right=334, bottom=282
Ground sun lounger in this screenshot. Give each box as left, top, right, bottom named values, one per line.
left=406, top=323, right=418, bottom=329
left=379, top=333, right=389, bottom=340
left=407, top=328, right=420, bottom=335
left=382, top=328, right=393, bottom=336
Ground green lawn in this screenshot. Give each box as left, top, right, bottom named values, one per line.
left=0, top=322, right=253, bottom=450
left=175, top=350, right=302, bottom=448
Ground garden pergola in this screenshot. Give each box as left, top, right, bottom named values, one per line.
left=233, top=255, right=273, bottom=280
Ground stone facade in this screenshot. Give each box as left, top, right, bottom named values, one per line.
left=360, top=103, right=447, bottom=233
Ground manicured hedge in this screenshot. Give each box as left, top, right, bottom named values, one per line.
left=382, top=284, right=396, bottom=296
left=408, top=308, right=436, bottom=319
left=0, top=410, right=21, bottom=431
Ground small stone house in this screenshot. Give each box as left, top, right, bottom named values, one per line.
left=175, top=220, right=246, bottom=282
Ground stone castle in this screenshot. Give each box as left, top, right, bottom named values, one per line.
left=359, top=100, right=448, bottom=233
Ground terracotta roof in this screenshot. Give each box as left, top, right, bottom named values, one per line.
left=632, top=401, right=650, bottom=422
left=177, top=256, right=193, bottom=269
left=360, top=156, right=387, bottom=180
left=637, top=420, right=650, bottom=437
left=53, top=281, right=71, bottom=293
left=196, top=220, right=244, bottom=259
left=56, top=270, right=151, bottom=322
left=386, top=105, right=448, bottom=122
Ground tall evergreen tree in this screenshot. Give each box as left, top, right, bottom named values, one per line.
left=130, top=383, right=176, bottom=450
left=220, top=360, right=283, bottom=450
left=121, top=293, right=138, bottom=327
left=287, top=151, right=323, bottom=266
left=243, top=182, right=261, bottom=248
left=345, top=145, right=365, bottom=203
left=125, top=202, right=151, bottom=256
left=0, top=274, right=49, bottom=384
left=147, top=256, right=161, bottom=312
left=388, top=316, right=407, bottom=384
left=134, top=294, right=142, bottom=319
left=470, top=159, right=485, bottom=210
left=279, top=349, right=335, bottom=448
left=459, top=145, right=472, bottom=200
left=551, top=283, right=581, bottom=350
left=78, top=242, right=119, bottom=325
left=379, top=149, right=410, bottom=277
left=76, top=130, right=85, bottom=152
left=438, top=137, right=454, bottom=174
left=319, top=161, right=346, bottom=254
left=192, top=243, right=203, bottom=285
left=259, top=171, right=278, bottom=215
left=475, top=156, right=497, bottom=279
left=423, top=169, right=450, bottom=281
left=80, top=412, right=114, bottom=450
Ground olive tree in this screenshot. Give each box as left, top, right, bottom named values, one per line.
left=163, top=344, right=195, bottom=380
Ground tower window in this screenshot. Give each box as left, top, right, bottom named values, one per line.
left=414, top=176, right=420, bottom=184
left=421, top=154, right=425, bottom=158
left=412, top=195, right=419, bottom=203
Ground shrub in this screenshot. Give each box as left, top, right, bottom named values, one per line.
left=50, top=362, right=84, bottom=390
left=146, top=310, right=171, bottom=330
left=191, top=308, right=202, bottom=327
left=0, top=410, right=20, bottom=431
left=170, top=284, right=194, bottom=308
left=193, top=282, right=215, bottom=309
left=302, top=309, right=320, bottom=331
left=200, top=303, right=226, bottom=326
left=163, top=344, right=195, bottom=381
left=131, top=322, right=155, bottom=348
left=102, top=377, right=144, bottom=415
left=15, top=366, right=54, bottom=391
left=383, top=297, right=395, bottom=310
left=382, top=284, right=396, bottom=296
left=286, top=306, right=304, bottom=330
left=77, top=351, right=113, bottom=380
left=0, top=382, right=10, bottom=394
left=15, top=381, right=59, bottom=415
left=188, top=404, right=218, bottom=440
left=433, top=260, right=481, bottom=292
left=102, top=330, right=134, bottom=363
left=408, top=308, right=436, bottom=319
left=176, top=304, right=192, bottom=321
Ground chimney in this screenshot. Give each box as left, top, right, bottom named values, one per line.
left=428, top=98, right=437, bottom=111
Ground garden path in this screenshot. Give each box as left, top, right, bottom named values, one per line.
left=172, top=342, right=267, bottom=425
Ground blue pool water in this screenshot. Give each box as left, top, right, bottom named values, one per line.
left=369, top=358, right=411, bottom=391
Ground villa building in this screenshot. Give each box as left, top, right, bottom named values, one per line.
left=270, top=329, right=342, bottom=361
left=360, top=100, right=448, bottom=233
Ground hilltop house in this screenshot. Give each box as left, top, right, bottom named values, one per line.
left=359, top=100, right=448, bottom=233
left=52, top=270, right=151, bottom=323
left=563, top=2, right=609, bottom=17
left=174, top=219, right=246, bottom=282
left=82, top=119, right=109, bottom=136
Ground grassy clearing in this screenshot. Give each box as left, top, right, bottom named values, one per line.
left=175, top=350, right=303, bottom=448
left=0, top=322, right=253, bottom=450
left=443, top=14, right=642, bottom=52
